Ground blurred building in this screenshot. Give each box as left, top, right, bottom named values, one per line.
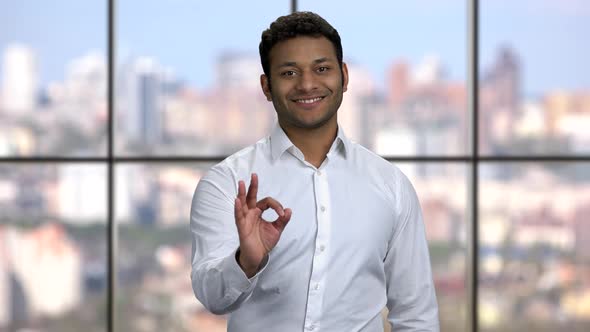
left=0, top=224, right=82, bottom=328
left=202, top=53, right=274, bottom=150
left=422, top=198, right=458, bottom=243
left=482, top=47, right=520, bottom=113
left=120, top=57, right=166, bottom=146
left=388, top=61, right=410, bottom=108
left=158, top=168, right=202, bottom=226
left=338, top=63, right=376, bottom=145
left=57, top=164, right=106, bottom=224
left=515, top=207, right=574, bottom=251
left=216, top=52, right=260, bottom=91
left=412, top=55, right=445, bottom=87
left=64, top=53, right=106, bottom=107
left=0, top=124, right=35, bottom=156
left=1, top=44, right=38, bottom=114
left=574, top=204, right=590, bottom=259
left=163, top=90, right=208, bottom=145
left=115, top=164, right=134, bottom=223
left=0, top=226, right=10, bottom=326
left=544, top=90, right=590, bottom=153
left=58, top=52, right=108, bottom=136
left=379, top=57, right=466, bottom=175
left=480, top=47, right=521, bottom=153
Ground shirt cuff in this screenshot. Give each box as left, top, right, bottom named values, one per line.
left=221, top=248, right=270, bottom=294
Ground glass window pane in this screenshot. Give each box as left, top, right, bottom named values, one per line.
left=480, top=1, right=590, bottom=155
left=115, top=1, right=290, bottom=156
left=115, top=163, right=226, bottom=331
left=0, top=164, right=107, bottom=331
left=0, top=1, right=107, bottom=157
left=479, top=163, right=590, bottom=331
left=401, top=162, right=469, bottom=332
left=116, top=162, right=468, bottom=332
left=299, top=0, right=468, bottom=156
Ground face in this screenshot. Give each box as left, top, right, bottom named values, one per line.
left=261, top=36, right=348, bottom=131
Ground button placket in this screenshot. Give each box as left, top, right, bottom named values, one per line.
left=315, top=244, right=325, bottom=255
left=303, top=169, right=331, bottom=331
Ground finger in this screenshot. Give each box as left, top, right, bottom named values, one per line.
left=273, top=208, right=292, bottom=233
left=256, top=197, right=284, bottom=217
left=234, top=198, right=244, bottom=226
left=246, top=173, right=258, bottom=209
left=237, top=180, right=247, bottom=206
left=252, top=207, right=263, bottom=219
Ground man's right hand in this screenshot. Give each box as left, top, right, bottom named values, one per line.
left=234, top=173, right=292, bottom=278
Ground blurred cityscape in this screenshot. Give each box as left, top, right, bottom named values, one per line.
left=1, top=42, right=589, bottom=157
left=0, top=37, right=589, bottom=332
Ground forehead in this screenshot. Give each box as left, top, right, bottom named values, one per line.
left=268, top=36, right=338, bottom=67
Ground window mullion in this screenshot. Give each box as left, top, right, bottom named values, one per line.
left=107, top=0, right=115, bottom=331
left=468, top=0, right=479, bottom=331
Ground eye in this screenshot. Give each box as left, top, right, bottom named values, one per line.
left=317, top=66, right=330, bottom=73
left=281, top=70, right=296, bottom=77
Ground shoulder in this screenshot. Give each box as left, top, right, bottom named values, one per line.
left=347, top=141, right=416, bottom=210
left=201, top=137, right=271, bottom=189
left=347, top=141, right=409, bottom=185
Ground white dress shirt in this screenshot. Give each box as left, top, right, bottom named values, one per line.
left=190, top=124, right=439, bottom=332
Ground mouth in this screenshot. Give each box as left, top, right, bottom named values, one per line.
left=292, top=96, right=325, bottom=104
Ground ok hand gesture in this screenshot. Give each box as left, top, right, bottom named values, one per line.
left=234, top=173, right=292, bottom=278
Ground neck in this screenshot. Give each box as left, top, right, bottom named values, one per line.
left=279, top=119, right=338, bottom=168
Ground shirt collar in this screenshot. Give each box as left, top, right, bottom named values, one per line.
left=270, top=123, right=350, bottom=161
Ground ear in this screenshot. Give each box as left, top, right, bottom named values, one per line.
left=341, top=62, right=349, bottom=93
left=260, top=74, right=272, bottom=101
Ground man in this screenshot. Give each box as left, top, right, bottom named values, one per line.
left=190, top=11, right=439, bottom=331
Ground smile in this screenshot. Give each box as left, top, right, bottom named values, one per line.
left=294, top=97, right=324, bottom=104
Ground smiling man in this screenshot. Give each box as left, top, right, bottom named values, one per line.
left=190, top=11, right=440, bottom=332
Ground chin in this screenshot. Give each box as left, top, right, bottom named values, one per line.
left=294, top=116, right=335, bottom=130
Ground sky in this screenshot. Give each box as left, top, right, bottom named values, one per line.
left=0, top=0, right=589, bottom=97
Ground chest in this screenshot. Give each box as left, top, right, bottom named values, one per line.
left=256, top=168, right=396, bottom=260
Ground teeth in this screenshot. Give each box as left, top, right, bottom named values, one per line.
left=296, top=97, right=323, bottom=104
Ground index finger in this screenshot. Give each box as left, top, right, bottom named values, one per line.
left=256, top=197, right=285, bottom=217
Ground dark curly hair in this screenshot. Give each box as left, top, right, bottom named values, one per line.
left=259, top=11, right=343, bottom=79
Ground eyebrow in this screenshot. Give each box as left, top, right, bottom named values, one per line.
left=277, top=57, right=333, bottom=68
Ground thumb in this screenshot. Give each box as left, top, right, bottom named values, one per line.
left=274, top=208, right=292, bottom=233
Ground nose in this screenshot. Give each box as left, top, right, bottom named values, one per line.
left=295, top=70, right=318, bottom=92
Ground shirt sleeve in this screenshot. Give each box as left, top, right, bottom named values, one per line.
left=384, top=172, right=440, bottom=331
left=190, top=166, right=269, bottom=315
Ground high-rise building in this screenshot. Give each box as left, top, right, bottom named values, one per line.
left=388, top=61, right=410, bottom=108
left=483, top=47, right=520, bottom=112
left=216, top=52, right=261, bottom=91
left=211, top=53, right=274, bottom=149
left=338, top=64, right=376, bottom=144
left=480, top=47, right=521, bottom=153
left=412, top=55, right=444, bottom=87
left=64, top=53, right=106, bottom=107
left=1, top=44, right=38, bottom=114
left=122, top=57, right=164, bottom=146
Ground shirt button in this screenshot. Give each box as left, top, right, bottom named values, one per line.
left=306, top=325, right=316, bottom=331
left=317, top=170, right=322, bottom=176
left=319, top=245, right=325, bottom=252
left=314, top=283, right=320, bottom=290
left=320, top=206, right=326, bottom=212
